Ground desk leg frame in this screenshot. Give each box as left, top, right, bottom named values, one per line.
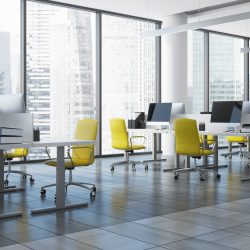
left=31, top=146, right=87, bottom=214
left=0, top=150, right=23, bottom=219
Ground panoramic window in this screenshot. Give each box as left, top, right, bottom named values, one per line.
left=209, top=33, right=244, bottom=109
left=187, top=31, right=205, bottom=113
left=26, top=1, right=96, bottom=158
left=101, top=15, right=157, bottom=154
left=0, top=0, right=21, bottom=94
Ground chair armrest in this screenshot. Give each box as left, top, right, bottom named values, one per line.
left=200, top=136, right=216, bottom=153
left=45, top=147, right=52, bottom=159
left=130, top=136, right=146, bottom=148
left=67, top=145, right=94, bottom=167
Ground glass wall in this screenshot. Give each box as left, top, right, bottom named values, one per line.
left=101, top=15, right=157, bottom=154
left=209, top=33, right=244, bottom=109
left=26, top=1, right=96, bottom=158
left=187, top=31, right=205, bottom=113
left=0, top=0, right=21, bottom=94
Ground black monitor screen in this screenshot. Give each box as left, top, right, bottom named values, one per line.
left=147, top=103, right=172, bottom=122
left=211, top=101, right=242, bottom=123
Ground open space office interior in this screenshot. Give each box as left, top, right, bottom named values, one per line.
left=2, top=0, right=250, bottom=249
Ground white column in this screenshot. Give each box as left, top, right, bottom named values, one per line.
left=161, top=13, right=188, bottom=156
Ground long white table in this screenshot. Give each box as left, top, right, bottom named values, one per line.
left=0, top=138, right=95, bottom=218
left=128, top=128, right=250, bottom=173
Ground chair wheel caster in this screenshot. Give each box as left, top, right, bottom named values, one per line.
left=200, top=177, right=205, bottom=181
left=30, top=177, right=34, bottom=183
left=216, top=174, right=221, bottom=179
left=145, top=165, right=148, bottom=171
left=40, top=189, right=46, bottom=196
left=110, top=166, right=114, bottom=171
left=174, top=175, right=179, bottom=180
left=4, top=180, right=8, bottom=186
left=90, top=191, right=96, bottom=198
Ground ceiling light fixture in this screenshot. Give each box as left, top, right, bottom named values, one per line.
left=143, top=11, right=250, bottom=38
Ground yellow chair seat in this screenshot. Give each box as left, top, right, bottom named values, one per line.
left=4, top=152, right=28, bottom=159
left=45, top=158, right=91, bottom=169
left=113, top=144, right=145, bottom=151
left=227, top=136, right=248, bottom=143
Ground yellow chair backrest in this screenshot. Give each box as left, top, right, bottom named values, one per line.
left=14, top=148, right=28, bottom=157
left=110, top=118, right=129, bottom=150
left=72, top=119, right=98, bottom=165
left=174, top=118, right=201, bottom=156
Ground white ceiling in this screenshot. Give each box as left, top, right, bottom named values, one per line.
left=57, top=0, right=244, bottom=20
left=57, top=0, right=250, bottom=37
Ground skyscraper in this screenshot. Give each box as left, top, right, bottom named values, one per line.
left=0, top=32, right=11, bottom=94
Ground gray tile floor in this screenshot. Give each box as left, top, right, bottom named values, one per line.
left=1, top=152, right=250, bottom=249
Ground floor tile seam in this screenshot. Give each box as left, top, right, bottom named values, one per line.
left=100, top=223, right=193, bottom=244
left=19, top=242, right=34, bottom=250
left=0, top=234, right=20, bottom=247
left=18, top=213, right=96, bottom=231
left=158, top=234, right=240, bottom=250
left=193, top=230, right=244, bottom=250
left=54, top=207, right=132, bottom=225
left=83, top=226, right=158, bottom=247
left=131, top=219, right=219, bottom=238
left=214, top=205, right=250, bottom=214
left=80, top=203, right=156, bottom=219
left=62, top=233, right=104, bottom=249
left=223, top=226, right=250, bottom=236
left=13, top=219, right=59, bottom=237
left=133, top=214, right=234, bottom=231
left=169, top=210, right=248, bottom=226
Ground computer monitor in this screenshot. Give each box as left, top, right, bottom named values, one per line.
left=0, top=94, right=25, bottom=113
left=147, top=102, right=172, bottom=128
left=171, top=103, right=185, bottom=115
left=210, top=101, right=242, bottom=123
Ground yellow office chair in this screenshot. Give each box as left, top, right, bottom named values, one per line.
left=4, top=148, right=34, bottom=185
left=110, top=118, right=148, bottom=171
left=222, top=136, right=248, bottom=158
left=174, top=118, right=221, bottom=181
left=40, top=119, right=98, bottom=199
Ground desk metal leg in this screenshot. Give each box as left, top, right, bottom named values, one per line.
left=31, top=146, right=88, bottom=214
left=242, top=136, right=250, bottom=181
left=0, top=150, right=23, bottom=219
left=144, top=133, right=166, bottom=164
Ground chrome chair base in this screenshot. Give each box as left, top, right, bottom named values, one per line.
left=40, top=169, right=96, bottom=199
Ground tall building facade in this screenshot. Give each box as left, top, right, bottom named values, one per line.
left=26, top=2, right=95, bottom=158
left=102, top=15, right=156, bottom=154
left=0, top=32, right=11, bottom=94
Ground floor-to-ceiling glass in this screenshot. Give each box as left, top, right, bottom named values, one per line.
left=209, top=33, right=244, bottom=109
left=101, top=15, right=157, bottom=154
left=26, top=1, right=96, bottom=159
left=209, top=33, right=244, bottom=146
left=187, top=31, right=205, bottom=113
left=0, top=0, right=21, bottom=94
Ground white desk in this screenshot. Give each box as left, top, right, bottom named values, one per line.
left=0, top=138, right=96, bottom=218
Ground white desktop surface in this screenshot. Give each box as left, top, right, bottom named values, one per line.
left=0, top=138, right=95, bottom=150
left=128, top=128, right=170, bottom=134
left=0, top=137, right=96, bottom=218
